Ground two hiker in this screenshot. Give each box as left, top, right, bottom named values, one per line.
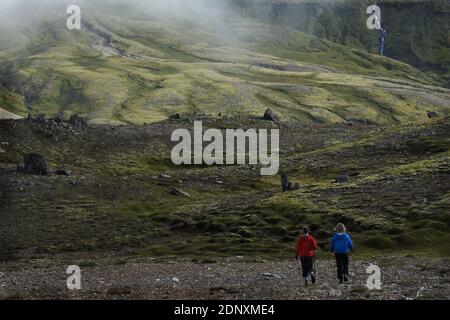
left=296, top=223, right=354, bottom=285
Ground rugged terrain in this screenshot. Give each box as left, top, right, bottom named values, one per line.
left=0, top=0, right=449, bottom=300
left=1, top=256, right=449, bottom=300
left=1, top=115, right=449, bottom=261
left=0, top=1, right=449, bottom=124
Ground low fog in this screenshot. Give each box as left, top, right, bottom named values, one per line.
left=0, top=0, right=239, bottom=28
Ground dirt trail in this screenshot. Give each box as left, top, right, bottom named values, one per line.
left=0, top=257, right=448, bottom=300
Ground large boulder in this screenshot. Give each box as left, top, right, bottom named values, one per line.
left=20, top=153, right=49, bottom=175
left=263, top=108, right=279, bottom=122
left=280, top=174, right=300, bottom=192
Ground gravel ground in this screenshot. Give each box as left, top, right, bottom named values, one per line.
left=0, top=256, right=448, bottom=300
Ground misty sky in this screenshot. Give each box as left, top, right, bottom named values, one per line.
left=0, top=0, right=236, bottom=24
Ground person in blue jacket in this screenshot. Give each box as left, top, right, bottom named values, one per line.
left=330, top=223, right=354, bottom=284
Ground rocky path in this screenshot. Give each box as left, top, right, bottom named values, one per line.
left=0, top=257, right=448, bottom=300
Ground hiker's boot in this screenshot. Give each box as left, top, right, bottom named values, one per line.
left=311, top=274, right=316, bottom=284
left=344, top=276, right=348, bottom=282
left=339, top=279, right=343, bottom=285
left=304, top=279, right=308, bottom=286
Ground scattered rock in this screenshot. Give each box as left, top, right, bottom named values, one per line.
left=159, top=174, right=171, bottom=179
left=427, top=111, right=439, bottom=119
left=261, top=273, right=281, bottom=280
left=106, top=286, right=132, bottom=295
left=55, top=169, right=72, bottom=176
left=348, top=118, right=370, bottom=125
left=169, top=188, right=190, bottom=197
left=335, top=174, right=349, bottom=183
left=263, top=108, right=279, bottom=122
left=68, top=114, right=88, bottom=130
left=169, top=113, right=181, bottom=120
left=236, top=228, right=253, bottom=238
left=27, top=113, right=47, bottom=124
left=19, top=153, right=49, bottom=175
left=329, top=288, right=342, bottom=297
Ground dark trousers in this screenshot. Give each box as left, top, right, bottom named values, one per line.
left=335, top=253, right=349, bottom=280
left=299, top=256, right=315, bottom=279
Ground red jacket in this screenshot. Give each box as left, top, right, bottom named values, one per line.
left=296, top=235, right=317, bottom=257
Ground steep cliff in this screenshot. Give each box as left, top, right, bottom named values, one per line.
left=235, top=0, right=449, bottom=86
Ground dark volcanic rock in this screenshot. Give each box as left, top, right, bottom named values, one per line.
left=20, top=153, right=49, bottom=175
left=169, top=113, right=181, bottom=120
left=335, top=174, right=349, bottom=183
left=55, top=169, right=71, bottom=176
left=280, top=174, right=300, bottom=192
left=27, top=113, right=48, bottom=124
left=263, top=108, right=279, bottom=122
left=68, top=114, right=88, bottom=130
left=169, top=188, right=190, bottom=197
left=427, top=111, right=439, bottom=119
left=292, top=183, right=300, bottom=190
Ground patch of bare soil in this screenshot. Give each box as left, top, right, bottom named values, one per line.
left=0, top=257, right=448, bottom=300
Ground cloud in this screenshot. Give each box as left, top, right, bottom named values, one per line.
left=0, top=0, right=234, bottom=26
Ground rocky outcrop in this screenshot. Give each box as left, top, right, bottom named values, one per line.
left=280, top=173, right=300, bottom=192
left=68, top=114, right=88, bottom=130
left=18, top=153, right=49, bottom=175
left=263, top=108, right=279, bottom=122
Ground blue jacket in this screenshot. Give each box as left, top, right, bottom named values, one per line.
left=330, top=233, right=353, bottom=254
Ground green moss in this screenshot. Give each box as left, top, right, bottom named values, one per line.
left=361, top=237, right=396, bottom=249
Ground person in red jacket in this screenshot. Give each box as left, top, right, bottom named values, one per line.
left=295, top=226, right=318, bottom=285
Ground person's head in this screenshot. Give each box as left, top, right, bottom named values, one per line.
left=336, top=223, right=346, bottom=233
left=302, top=226, right=309, bottom=235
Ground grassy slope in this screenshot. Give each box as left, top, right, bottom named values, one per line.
left=1, top=117, right=449, bottom=260
left=0, top=3, right=448, bottom=124
left=0, top=1, right=449, bottom=262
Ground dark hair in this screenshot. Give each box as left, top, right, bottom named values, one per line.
left=302, top=226, right=309, bottom=235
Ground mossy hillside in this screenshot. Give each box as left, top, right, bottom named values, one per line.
left=1, top=3, right=448, bottom=123
left=0, top=87, right=26, bottom=116
left=1, top=115, right=449, bottom=260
